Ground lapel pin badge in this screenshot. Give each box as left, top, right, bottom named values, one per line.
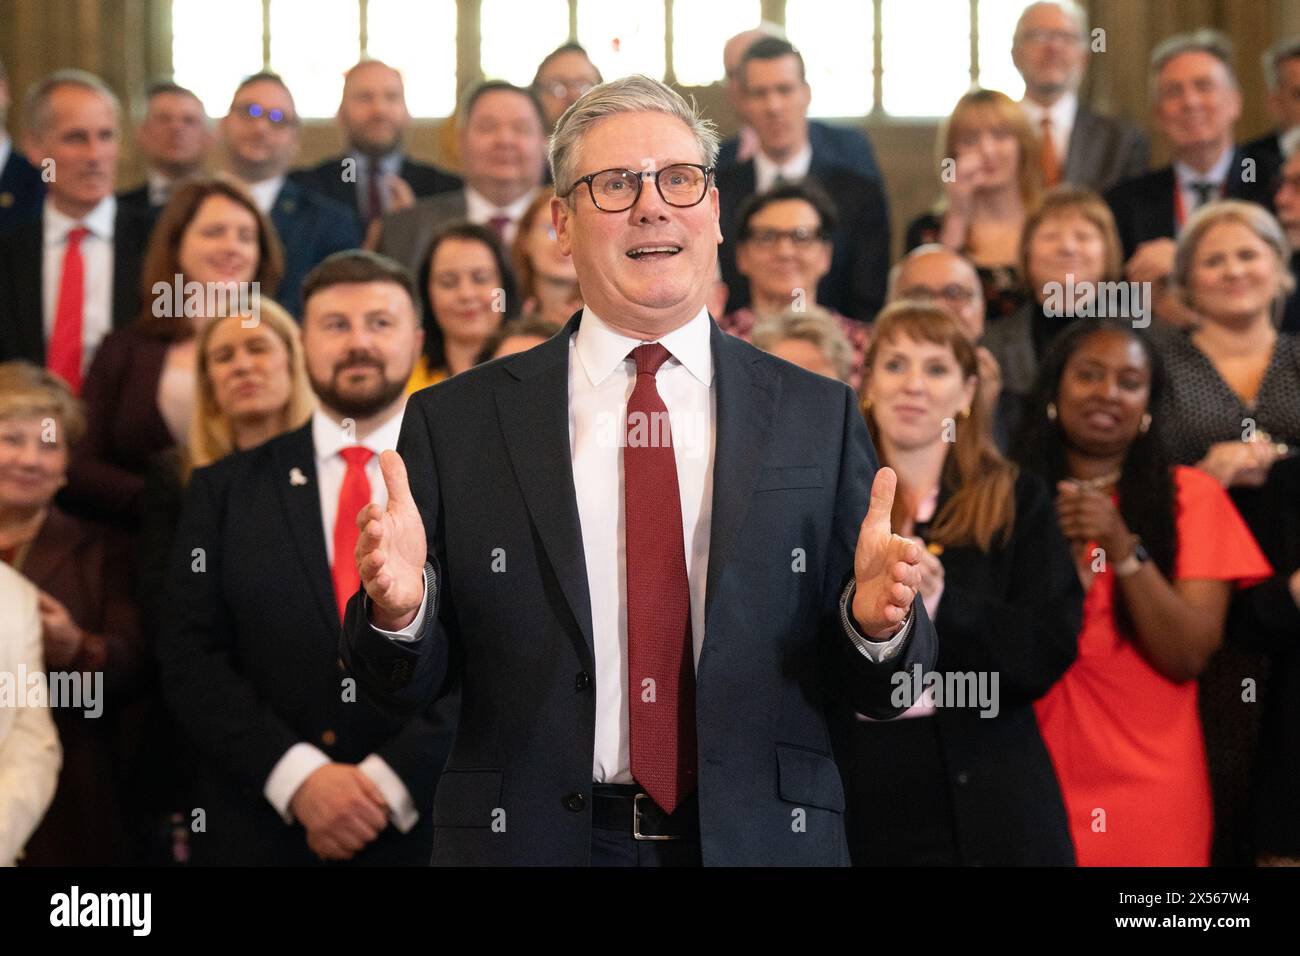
left=0, top=192, right=13, bottom=208
left=289, top=467, right=308, bottom=486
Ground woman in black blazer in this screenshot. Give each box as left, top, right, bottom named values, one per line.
left=831, top=301, right=1082, bottom=866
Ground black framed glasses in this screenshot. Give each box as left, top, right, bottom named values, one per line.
left=564, top=163, right=714, bottom=212
left=743, top=226, right=830, bottom=249
left=899, top=284, right=978, bottom=305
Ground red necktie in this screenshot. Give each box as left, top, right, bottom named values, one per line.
left=488, top=215, right=511, bottom=240
left=367, top=160, right=384, bottom=223
left=624, top=343, right=697, bottom=814
left=49, top=226, right=89, bottom=394
left=332, top=446, right=373, bottom=621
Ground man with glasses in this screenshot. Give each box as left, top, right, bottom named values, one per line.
left=1012, top=1, right=1148, bottom=193
left=292, top=60, right=462, bottom=236
left=716, top=37, right=890, bottom=322
left=342, top=75, right=935, bottom=866
left=218, top=72, right=360, bottom=317
left=531, top=43, right=602, bottom=132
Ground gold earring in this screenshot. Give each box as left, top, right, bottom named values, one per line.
left=861, top=397, right=872, bottom=412
left=1139, top=412, right=1152, bottom=434
left=1046, top=402, right=1057, bottom=421
left=959, top=406, right=971, bottom=420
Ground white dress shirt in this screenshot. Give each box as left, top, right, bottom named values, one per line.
left=382, top=306, right=909, bottom=785
left=754, top=142, right=813, bottom=193
left=42, top=195, right=116, bottom=377
left=1173, top=146, right=1234, bottom=229
left=0, top=134, right=11, bottom=175
left=1280, top=126, right=1300, bottom=160
left=351, top=150, right=403, bottom=218
left=464, top=186, right=536, bottom=245
left=244, top=173, right=287, bottom=215
left=263, top=403, right=420, bottom=833
left=1019, top=92, right=1078, bottom=168
left=146, top=170, right=176, bottom=208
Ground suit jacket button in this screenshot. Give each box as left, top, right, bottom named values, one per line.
left=564, top=792, right=586, bottom=812
left=955, top=772, right=969, bottom=785
left=321, top=730, right=338, bottom=747
left=575, top=671, right=591, bottom=691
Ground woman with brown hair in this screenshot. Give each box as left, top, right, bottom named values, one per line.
left=906, top=89, right=1044, bottom=324
left=510, top=190, right=582, bottom=327
left=64, top=175, right=284, bottom=526
left=831, top=301, right=1081, bottom=866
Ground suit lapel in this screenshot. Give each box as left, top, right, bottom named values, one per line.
left=15, top=219, right=45, bottom=363
left=1063, top=108, right=1094, bottom=183
left=494, top=315, right=595, bottom=661
left=704, top=321, right=779, bottom=625
left=271, top=423, right=340, bottom=635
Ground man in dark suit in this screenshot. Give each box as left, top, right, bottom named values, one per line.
left=1106, top=31, right=1280, bottom=328
left=1012, top=1, right=1149, bottom=193
left=716, top=27, right=881, bottom=183
left=377, top=81, right=547, bottom=276
left=217, top=72, right=360, bottom=317
left=342, top=76, right=935, bottom=867
left=0, top=57, right=44, bottom=231
left=716, top=38, right=889, bottom=322
left=159, top=250, right=454, bottom=865
left=0, top=70, right=152, bottom=390
left=1274, top=149, right=1300, bottom=333
left=1242, top=37, right=1300, bottom=172
left=291, top=60, right=460, bottom=237
left=117, top=82, right=212, bottom=216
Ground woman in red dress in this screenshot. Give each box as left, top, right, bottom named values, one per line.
left=1012, top=317, right=1271, bottom=866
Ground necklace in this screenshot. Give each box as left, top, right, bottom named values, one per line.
left=1068, top=469, right=1121, bottom=492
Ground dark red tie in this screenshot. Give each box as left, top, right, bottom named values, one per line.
left=488, top=215, right=510, bottom=240
left=49, top=226, right=89, bottom=394
left=332, top=446, right=373, bottom=621
left=624, top=343, right=697, bottom=814
left=367, top=160, right=384, bottom=223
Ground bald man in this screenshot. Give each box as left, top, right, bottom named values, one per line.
left=715, top=26, right=880, bottom=181
left=292, top=59, right=461, bottom=232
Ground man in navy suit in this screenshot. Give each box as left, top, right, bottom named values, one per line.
left=217, top=72, right=360, bottom=317
left=716, top=38, right=889, bottom=322
left=0, top=57, right=44, bottom=232
left=291, top=60, right=461, bottom=237
left=342, top=76, right=935, bottom=867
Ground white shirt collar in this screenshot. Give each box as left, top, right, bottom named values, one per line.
left=573, top=305, right=713, bottom=389
left=43, top=194, right=116, bottom=245
left=464, top=186, right=536, bottom=226
left=147, top=170, right=175, bottom=207
left=0, top=135, right=10, bottom=173
left=1173, top=146, right=1234, bottom=187
left=1280, top=126, right=1300, bottom=159
left=753, top=141, right=813, bottom=192
left=311, top=402, right=406, bottom=464
left=243, top=174, right=287, bottom=214
left=351, top=150, right=403, bottom=177
left=1020, top=91, right=1077, bottom=133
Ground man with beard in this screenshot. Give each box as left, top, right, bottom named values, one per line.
left=158, top=251, right=455, bottom=865
left=292, top=60, right=461, bottom=236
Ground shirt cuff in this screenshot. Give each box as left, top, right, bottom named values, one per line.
left=264, top=743, right=331, bottom=824
left=359, top=754, right=419, bottom=833
left=840, top=580, right=912, bottom=663
left=367, top=566, right=432, bottom=642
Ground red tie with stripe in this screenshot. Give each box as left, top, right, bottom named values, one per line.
left=49, top=226, right=89, bottom=394
left=624, top=343, right=697, bottom=814
left=332, top=446, right=373, bottom=621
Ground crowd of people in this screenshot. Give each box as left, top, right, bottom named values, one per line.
left=0, top=0, right=1298, bottom=867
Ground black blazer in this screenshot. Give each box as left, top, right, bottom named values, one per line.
left=115, top=183, right=156, bottom=218
left=0, top=150, right=45, bottom=233
left=716, top=158, right=891, bottom=322
left=158, top=422, right=456, bottom=865
left=341, top=313, right=936, bottom=866
left=0, top=201, right=153, bottom=365
left=291, top=154, right=462, bottom=230
left=831, top=469, right=1080, bottom=866
left=1105, top=147, right=1281, bottom=259
left=268, top=178, right=362, bottom=317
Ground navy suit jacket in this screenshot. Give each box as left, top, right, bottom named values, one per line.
left=0, top=150, right=44, bottom=233
left=290, top=155, right=462, bottom=233
left=269, top=178, right=362, bottom=317
left=718, top=120, right=882, bottom=183
left=159, top=422, right=456, bottom=865
left=716, top=156, right=890, bottom=321
left=341, top=312, right=937, bottom=866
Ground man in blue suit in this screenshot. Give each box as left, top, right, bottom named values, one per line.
left=218, top=72, right=360, bottom=317
left=342, top=76, right=936, bottom=867
left=0, top=57, right=44, bottom=232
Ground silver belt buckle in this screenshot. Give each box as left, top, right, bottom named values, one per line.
left=633, top=792, right=679, bottom=841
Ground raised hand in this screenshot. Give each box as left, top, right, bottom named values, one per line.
left=356, top=450, right=427, bottom=631
left=850, top=467, right=923, bottom=639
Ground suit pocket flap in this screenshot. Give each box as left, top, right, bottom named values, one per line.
left=756, top=466, right=823, bottom=491
left=432, top=770, right=504, bottom=828
left=776, top=745, right=845, bottom=812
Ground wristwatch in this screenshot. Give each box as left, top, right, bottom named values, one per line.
left=1113, top=537, right=1150, bottom=578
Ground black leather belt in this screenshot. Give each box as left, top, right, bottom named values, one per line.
left=591, top=784, right=699, bottom=841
